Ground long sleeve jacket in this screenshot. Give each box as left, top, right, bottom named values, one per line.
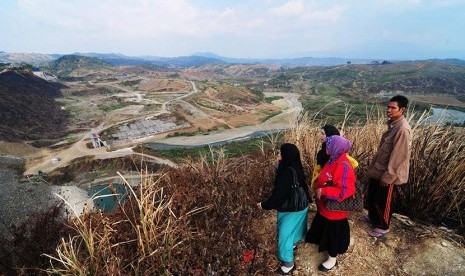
left=367, top=116, right=412, bottom=185
left=261, top=167, right=309, bottom=212
left=316, top=153, right=356, bottom=220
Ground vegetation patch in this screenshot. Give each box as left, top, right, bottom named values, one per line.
left=135, top=137, right=270, bottom=161
left=98, top=97, right=139, bottom=112
left=44, top=156, right=164, bottom=185
left=264, top=96, right=284, bottom=103
left=119, top=79, right=142, bottom=87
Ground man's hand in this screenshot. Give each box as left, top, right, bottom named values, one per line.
left=315, top=188, right=322, bottom=200
left=256, top=202, right=262, bottom=210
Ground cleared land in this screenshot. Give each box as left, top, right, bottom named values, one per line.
left=23, top=74, right=293, bottom=175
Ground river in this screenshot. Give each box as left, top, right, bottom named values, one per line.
left=426, top=107, right=465, bottom=125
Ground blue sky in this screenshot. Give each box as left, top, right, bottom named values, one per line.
left=0, top=0, right=464, bottom=59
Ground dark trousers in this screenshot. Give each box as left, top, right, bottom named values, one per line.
left=367, top=178, right=396, bottom=230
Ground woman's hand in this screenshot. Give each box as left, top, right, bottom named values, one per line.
left=256, top=202, right=263, bottom=210
left=315, top=188, right=322, bottom=200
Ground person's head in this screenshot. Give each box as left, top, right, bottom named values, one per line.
left=279, top=143, right=303, bottom=170
left=388, top=95, right=409, bottom=120
left=326, top=135, right=351, bottom=161
left=320, top=124, right=340, bottom=144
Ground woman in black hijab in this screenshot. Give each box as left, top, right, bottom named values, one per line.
left=257, top=143, right=310, bottom=275
left=316, top=125, right=340, bottom=167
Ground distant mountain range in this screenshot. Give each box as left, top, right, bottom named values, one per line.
left=2, top=50, right=465, bottom=68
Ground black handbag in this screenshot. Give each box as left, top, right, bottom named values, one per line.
left=280, top=168, right=309, bottom=212
left=323, top=180, right=364, bottom=212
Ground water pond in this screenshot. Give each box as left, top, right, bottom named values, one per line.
left=426, top=107, right=465, bottom=125
left=87, top=183, right=128, bottom=212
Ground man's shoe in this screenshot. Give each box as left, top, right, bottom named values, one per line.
left=318, top=261, right=338, bottom=272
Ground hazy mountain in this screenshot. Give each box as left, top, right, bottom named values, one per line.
left=72, top=52, right=152, bottom=66
left=155, top=55, right=226, bottom=68
left=190, top=52, right=380, bottom=66
left=400, top=58, right=465, bottom=66
left=0, top=52, right=56, bottom=65
left=63, top=52, right=226, bottom=67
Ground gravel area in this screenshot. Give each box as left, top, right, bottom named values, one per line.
left=0, top=166, right=93, bottom=240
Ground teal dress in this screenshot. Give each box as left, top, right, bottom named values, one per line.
left=277, top=207, right=308, bottom=262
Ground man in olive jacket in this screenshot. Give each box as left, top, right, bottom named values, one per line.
left=365, top=95, right=412, bottom=237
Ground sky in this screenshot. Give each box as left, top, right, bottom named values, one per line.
left=0, top=0, right=464, bottom=59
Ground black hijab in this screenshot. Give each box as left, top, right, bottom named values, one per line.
left=316, top=124, right=340, bottom=167
left=278, top=143, right=306, bottom=184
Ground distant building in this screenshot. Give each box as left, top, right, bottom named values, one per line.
left=90, top=131, right=106, bottom=148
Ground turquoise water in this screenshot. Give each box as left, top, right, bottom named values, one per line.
left=426, top=108, right=465, bottom=125
left=88, top=184, right=128, bottom=212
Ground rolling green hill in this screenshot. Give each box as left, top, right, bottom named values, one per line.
left=267, top=62, right=465, bottom=95
left=46, top=54, right=113, bottom=79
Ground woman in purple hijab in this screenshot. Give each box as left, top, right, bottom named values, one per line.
left=305, top=135, right=356, bottom=272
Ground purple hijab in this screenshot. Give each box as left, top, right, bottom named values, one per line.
left=326, top=135, right=351, bottom=163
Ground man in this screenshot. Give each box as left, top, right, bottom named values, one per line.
left=365, top=95, right=412, bottom=237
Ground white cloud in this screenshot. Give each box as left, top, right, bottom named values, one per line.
left=270, top=0, right=305, bottom=16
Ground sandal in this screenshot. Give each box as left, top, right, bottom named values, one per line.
left=368, top=228, right=390, bottom=237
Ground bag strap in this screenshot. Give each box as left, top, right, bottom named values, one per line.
left=288, top=167, right=300, bottom=188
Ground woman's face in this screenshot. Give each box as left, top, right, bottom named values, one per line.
left=320, top=129, right=326, bottom=144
